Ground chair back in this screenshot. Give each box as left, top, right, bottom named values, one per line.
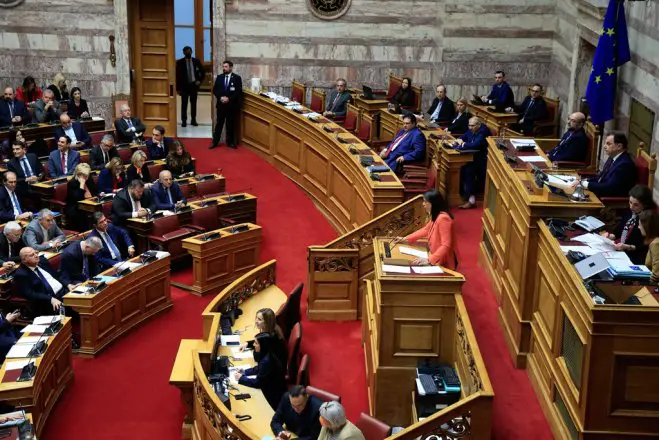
left=148, top=162, right=163, bottom=181
left=310, top=89, right=326, bottom=114
left=356, top=413, right=391, bottom=440
left=151, top=215, right=181, bottom=237
left=584, top=119, right=601, bottom=170
left=90, top=130, right=113, bottom=147
left=118, top=147, right=132, bottom=163
left=386, top=73, right=422, bottom=112
left=277, top=283, right=303, bottom=340
left=635, top=142, right=657, bottom=188
left=356, top=113, right=376, bottom=145
left=179, top=183, right=194, bottom=199
left=305, top=385, right=341, bottom=403
left=41, top=160, right=49, bottom=177
left=190, top=205, right=220, bottom=232
left=53, top=181, right=68, bottom=202
left=296, top=354, right=310, bottom=386
left=102, top=201, right=112, bottom=217
left=80, top=153, right=90, bottom=164
left=291, top=80, right=306, bottom=106
left=285, top=322, right=302, bottom=383
left=344, top=104, right=360, bottom=133
left=196, top=179, right=225, bottom=198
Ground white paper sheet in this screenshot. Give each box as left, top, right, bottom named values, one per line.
left=602, top=251, right=634, bottom=266
left=230, top=348, right=254, bottom=360
left=113, top=262, right=142, bottom=270
left=19, top=324, right=49, bottom=334
left=510, top=139, right=538, bottom=148
left=155, top=251, right=170, bottom=259
left=381, top=264, right=411, bottom=274
left=33, top=316, right=61, bottom=325
left=545, top=174, right=577, bottom=187
left=398, top=246, right=428, bottom=259
left=411, top=266, right=445, bottom=274
left=71, top=286, right=93, bottom=294
left=517, top=155, right=546, bottom=163
left=5, top=360, right=32, bottom=371
left=220, top=334, right=241, bottom=346
left=571, top=233, right=616, bottom=251
left=16, top=336, right=45, bottom=344
left=5, top=343, right=35, bottom=359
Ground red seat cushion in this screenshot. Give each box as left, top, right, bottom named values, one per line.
left=635, top=156, right=650, bottom=185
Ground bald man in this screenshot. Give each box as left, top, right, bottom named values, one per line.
left=152, top=170, right=186, bottom=211
left=54, top=113, right=91, bottom=148
left=14, top=247, right=64, bottom=315
left=0, top=87, right=30, bottom=127
left=114, top=104, right=146, bottom=143
left=547, top=112, right=588, bottom=163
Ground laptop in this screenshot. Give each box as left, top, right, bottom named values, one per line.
left=574, top=253, right=613, bottom=281
left=471, top=94, right=486, bottom=105
left=362, top=85, right=386, bottom=100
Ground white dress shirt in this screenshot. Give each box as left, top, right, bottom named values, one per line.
left=130, top=195, right=142, bottom=218
left=64, top=126, right=78, bottom=144
left=32, top=266, right=63, bottom=295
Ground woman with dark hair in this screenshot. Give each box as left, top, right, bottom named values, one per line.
left=15, top=76, right=43, bottom=106
left=639, top=210, right=659, bottom=283
left=233, top=332, right=287, bottom=410
left=389, top=77, right=415, bottom=109
left=392, top=189, right=456, bottom=268
left=65, top=163, right=98, bottom=231
left=67, top=87, right=90, bottom=119
left=166, top=140, right=195, bottom=178
left=0, top=128, right=24, bottom=160
left=98, top=157, right=127, bottom=194
left=603, top=184, right=657, bottom=264
left=240, top=308, right=288, bottom=364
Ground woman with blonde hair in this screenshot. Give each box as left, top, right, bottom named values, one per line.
left=47, top=73, right=69, bottom=102
left=98, top=157, right=127, bottom=194
left=65, top=163, right=97, bottom=231
left=126, top=149, right=152, bottom=184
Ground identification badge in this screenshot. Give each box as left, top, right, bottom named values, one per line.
left=230, top=86, right=235, bottom=91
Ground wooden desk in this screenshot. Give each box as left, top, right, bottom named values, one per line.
left=0, top=318, right=73, bottom=437
left=352, top=94, right=389, bottom=116
left=0, top=118, right=106, bottom=142
left=468, top=104, right=518, bottom=130
left=62, top=254, right=172, bottom=357
left=169, top=260, right=287, bottom=439
left=478, top=138, right=604, bottom=367
left=240, top=90, right=403, bottom=234
left=189, top=193, right=257, bottom=226
left=527, top=221, right=659, bottom=439
left=182, top=223, right=262, bottom=296
left=0, top=412, right=35, bottom=439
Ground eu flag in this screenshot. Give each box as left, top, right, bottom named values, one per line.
left=584, top=0, right=631, bottom=125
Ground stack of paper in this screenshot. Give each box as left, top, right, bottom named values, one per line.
left=220, top=334, right=241, bottom=346
left=6, top=343, right=36, bottom=359
left=304, top=112, right=321, bottom=119
left=33, top=316, right=61, bottom=325
left=518, top=155, right=546, bottom=163
left=399, top=247, right=428, bottom=259
left=571, top=233, right=616, bottom=252
left=19, top=324, right=49, bottom=334
left=411, top=266, right=444, bottom=274
left=607, top=263, right=651, bottom=279
left=381, top=264, right=410, bottom=274
left=510, top=139, right=538, bottom=149
left=5, top=359, right=32, bottom=371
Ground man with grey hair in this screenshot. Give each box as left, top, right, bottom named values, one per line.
left=114, top=104, right=146, bottom=143
left=90, top=133, right=120, bottom=170
left=318, top=401, right=365, bottom=440
left=0, top=221, right=26, bottom=269
left=60, top=236, right=102, bottom=290
left=152, top=170, right=186, bottom=211
left=453, top=116, right=492, bottom=209
left=23, top=209, right=65, bottom=251
left=34, top=89, right=61, bottom=123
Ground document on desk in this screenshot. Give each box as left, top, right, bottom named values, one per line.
left=517, top=155, right=546, bottom=163
left=382, top=264, right=411, bottom=274
left=411, top=266, right=444, bottom=274
left=70, top=286, right=94, bottom=294
left=154, top=251, right=170, bottom=259
left=19, top=324, right=49, bottom=334
left=231, top=348, right=253, bottom=360
left=571, top=233, right=616, bottom=251
left=220, top=334, right=241, bottom=346
left=398, top=246, right=428, bottom=259
left=560, top=246, right=599, bottom=256
left=33, top=316, right=61, bottom=325
left=5, top=359, right=32, bottom=371
left=510, top=139, right=538, bottom=149
left=545, top=174, right=577, bottom=187
left=304, top=112, right=321, bottom=119
left=6, top=342, right=36, bottom=359
left=113, top=262, right=142, bottom=270
left=602, top=251, right=633, bottom=266
left=16, top=336, right=44, bottom=344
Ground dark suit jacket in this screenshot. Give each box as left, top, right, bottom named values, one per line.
left=59, top=241, right=99, bottom=287
left=514, top=96, right=548, bottom=134
left=213, top=73, right=243, bottom=110
left=98, top=169, right=127, bottom=194
left=547, top=128, right=588, bottom=163
left=110, top=188, right=156, bottom=227
left=0, top=232, right=25, bottom=264
left=587, top=152, right=638, bottom=198
left=89, top=145, right=120, bottom=170
left=14, top=258, right=63, bottom=304
left=457, top=124, right=492, bottom=166
left=146, top=138, right=172, bottom=160
left=384, top=128, right=427, bottom=172
left=66, top=99, right=89, bottom=120
left=0, top=99, right=30, bottom=127
left=447, top=112, right=471, bottom=135
left=427, top=97, right=455, bottom=125
left=89, top=224, right=133, bottom=269
left=176, top=57, right=205, bottom=91
left=54, top=122, right=91, bottom=148
left=114, top=117, right=147, bottom=143
left=616, top=210, right=648, bottom=265
left=0, top=314, right=18, bottom=363
left=126, top=165, right=152, bottom=185
left=390, top=87, right=415, bottom=108
left=239, top=353, right=287, bottom=411
left=151, top=181, right=185, bottom=211
left=271, top=393, right=323, bottom=440
left=34, top=99, right=61, bottom=123
left=324, top=90, right=351, bottom=117
left=0, top=186, right=24, bottom=223
left=486, top=81, right=515, bottom=109
left=47, top=148, right=80, bottom=178
left=8, top=153, right=43, bottom=198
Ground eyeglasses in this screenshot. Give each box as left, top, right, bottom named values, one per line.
left=531, top=89, right=542, bottom=93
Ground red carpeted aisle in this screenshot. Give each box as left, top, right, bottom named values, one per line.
left=42, top=139, right=552, bottom=440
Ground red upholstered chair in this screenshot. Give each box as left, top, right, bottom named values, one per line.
left=356, top=413, right=391, bottom=440
left=148, top=162, right=163, bottom=181
left=310, top=89, right=326, bottom=114
left=285, top=322, right=302, bottom=384
left=296, top=354, right=310, bottom=387
left=179, top=183, right=194, bottom=200
left=147, top=215, right=196, bottom=262
left=90, top=130, right=113, bottom=147
left=343, top=104, right=360, bottom=134
left=306, top=386, right=341, bottom=403
left=276, top=282, right=303, bottom=340
left=41, top=161, right=49, bottom=177
left=356, top=113, right=388, bottom=150
left=291, top=80, right=306, bottom=106
left=102, top=201, right=112, bottom=218
left=195, top=179, right=225, bottom=199
left=46, top=182, right=68, bottom=220
left=186, top=205, right=221, bottom=233
left=117, top=147, right=132, bottom=163
left=401, top=163, right=437, bottom=201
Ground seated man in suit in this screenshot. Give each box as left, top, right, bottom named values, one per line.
left=14, top=247, right=65, bottom=315
left=573, top=132, right=637, bottom=198
left=54, top=114, right=91, bottom=149
left=271, top=386, right=323, bottom=440
left=23, top=209, right=65, bottom=251
left=152, top=170, right=186, bottom=211
left=480, top=70, right=515, bottom=110
left=506, top=84, right=548, bottom=135
left=90, top=134, right=120, bottom=170
left=59, top=237, right=102, bottom=291
left=0, top=172, right=32, bottom=223
left=0, top=222, right=26, bottom=269
left=89, top=212, right=135, bottom=269
left=146, top=125, right=172, bottom=160
left=379, top=114, right=426, bottom=174
left=0, top=87, right=30, bottom=127
left=48, top=136, right=81, bottom=178
left=110, top=179, right=156, bottom=227
left=454, top=117, right=492, bottom=209
left=322, top=78, right=351, bottom=120
left=34, top=89, right=61, bottom=123
left=0, top=309, right=20, bottom=364
left=425, top=84, right=455, bottom=126
left=114, top=104, right=146, bottom=143
left=8, top=140, right=43, bottom=199
left=547, top=112, right=588, bottom=163
left=318, top=401, right=365, bottom=440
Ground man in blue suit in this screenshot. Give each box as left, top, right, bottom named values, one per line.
left=547, top=112, right=589, bottom=163
left=59, top=237, right=102, bottom=290
left=480, top=70, right=514, bottom=110
left=146, top=125, right=172, bottom=160
left=152, top=170, right=186, bottom=211
left=575, top=132, right=637, bottom=198
left=48, top=136, right=81, bottom=178
left=0, top=87, right=30, bottom=127
left=380, top=115, right=426, bottom=174
left=506, top=84, right=548, bottom=135
left=54, top=114, right=91, bottom=149
left=454, top=117, right=492, bottom=209
left=89, top=212, right=135, bottom=269
left=0, top=309, right=20, bottom=363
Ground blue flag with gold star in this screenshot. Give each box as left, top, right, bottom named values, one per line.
left=585, top=0, right=631, bottom=125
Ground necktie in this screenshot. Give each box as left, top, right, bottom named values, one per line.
left=620, top=214, right=637, bottom=244
left=21, top=158, right=32, bottom=177
left=167, top=188, right=173, bottom=205
left=598, top=158, right=613, bottom=182
left=127, top=119, right=133, bottom=128
left=225, top=74, right=230, bottom=89
left=35, top=268, right=56, bottom=297
left=188, top=59, right=195, bottom=83
left=8, top=102, right=13, bottom=119
left=10, top=191, right=21, bottom=215
left=83, top=255, right=89, bottom=279
left=330, top=92, right=341, bottom=111
left=102, top=231, right=120, bottom=260
left=523, top=100, right=534, bottom=118
left=61, top=152, right=66, bottom=174
left=103, top=150, right=108, bottom=163
left=384, top=131, right=409, bottom=157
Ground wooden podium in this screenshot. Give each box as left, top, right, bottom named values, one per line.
left=182, top=223, right=262, bottom=296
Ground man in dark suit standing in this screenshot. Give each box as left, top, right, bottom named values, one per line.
left=90, top=134, right=120, bottom=170
left=47, top=136, right=80, bottom=178
left=89, top=212, right=135, bottom=269
left=454, top=117, right=492, bottom=209
left=506, top=84, right=548, bottom=135
left=54, top=114, right=91, bottom=149
left=114, top=104, right=146, bottom=143
left=425, top=84, right=455, bottom=126
left=0, top=222, right=26, bottom=268
left=574, top=132, right=637, bottom=198
left=14, top=247, right=65, bottom=315
left=176, top=46, right=205, bottom=128
left=480, top=70, right=515, bottom=110
left=0, top=172, right=32, bottom=223
left=0, top=87, right=30, bottom=127
left=547, top=112, right=589, bottom=163
left=59, top=237, right=102, bottom=289
left=110, top=179, right=155, bottom=227
left=152, top=170, right=186, bottom=211
left=211, top=60, right=242, bottom=149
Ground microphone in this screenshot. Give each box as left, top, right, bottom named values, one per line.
left=17, top=315, right=56, bottom=382
left=111, top=259, right=132, bottom=278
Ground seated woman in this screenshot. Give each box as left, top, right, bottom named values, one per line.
left=446, top=97, right=472, bottom=135
left=67, top=87, right=90, bottom=120
left=0, top=128, right=24, bottom=161
left=98, top=157, right=127, bottom=194
left=392, top=189, right=456, bottom=268
left=166, top=141, right=195, bottom=178
left=233, top=332, right=287, bottom=411
left=15, top=76, right=43, bottom=107
left=47, top=73, right=69, bottom=102
left=239, top=308, right=287, bottom=364
left=602, top=185, right=656, bottom=265
left=126, top=150, right=152, bottom=185
left=388, top=77, right=415, bottom=110
left=639, top=210, right=659, bottom=283
left=65, top=163, right=98, bottom=231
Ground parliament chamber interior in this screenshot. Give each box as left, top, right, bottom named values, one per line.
left=1, top=0, right=659, bottom=439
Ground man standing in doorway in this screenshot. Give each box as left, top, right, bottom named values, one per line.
left=210, top=60, right=242, bottom=149
left=176, top=46, right=205, bottom=128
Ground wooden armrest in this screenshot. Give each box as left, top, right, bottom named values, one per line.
left=399, top=178, right=427, bottom=185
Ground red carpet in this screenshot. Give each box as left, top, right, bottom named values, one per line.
left=42, top=140, right=552, bottom=440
